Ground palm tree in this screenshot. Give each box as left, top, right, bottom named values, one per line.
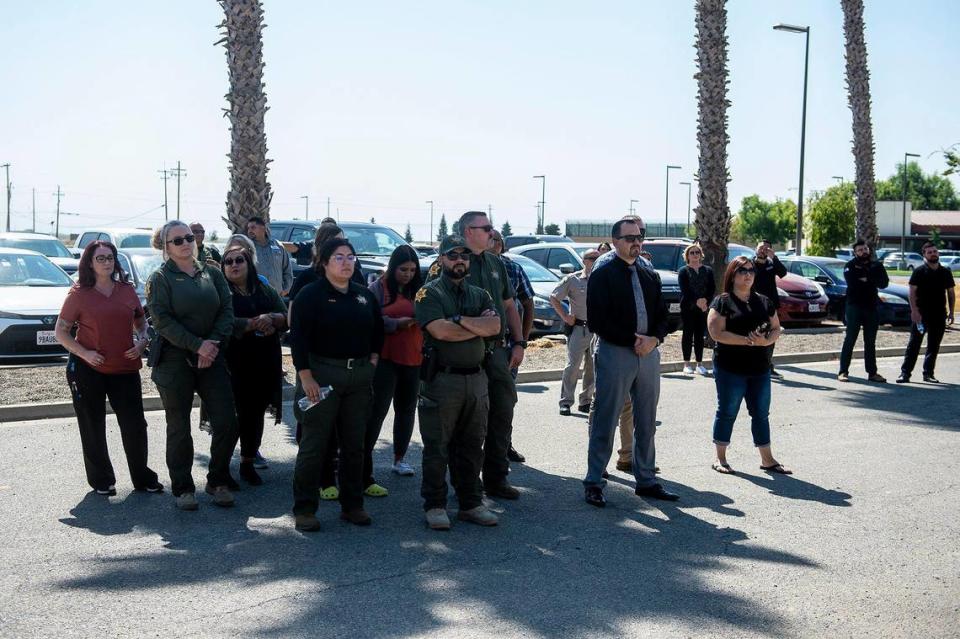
left=841, top=0, right=878, bottom=249
left=693, top=0, right=731, bottom=285
left=217, top=0, right=273, bottom=232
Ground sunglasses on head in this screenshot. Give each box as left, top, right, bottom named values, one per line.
left=469, top=224, right=494, bottom=233
left=736, top=266, right=756, bottom=275
left=94, top=254, right=115, bottom=263
left=166, top=234, right=196, bottom=246
left=445, top=250, right=470, bottom=261
left=223, top=256, right=246, bottom=266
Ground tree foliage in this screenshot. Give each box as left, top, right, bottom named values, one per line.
left=544, top=223, right=561, bottom=236
left=876, top=162, right=959, bottom=210
left=500, top=221, right=513, bottom=237
left=943, top=147, right=959, bottom=177
left=436, top=214, right=448, bottom=242
left=731, top=195, right=796, bottom=246
left=807, top=184, right=856, bottom=256
left=930, top=227, right=943, bottom=248
left=404, top=224, right=413, bottom=243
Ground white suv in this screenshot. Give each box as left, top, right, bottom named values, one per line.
left=72, top=227, right=154, bottom=256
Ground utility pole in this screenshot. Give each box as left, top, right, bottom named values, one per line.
left=629, top=199, right=638, bottom=216
left=158, top=168, right=170, bottom=221
left=679, top=181, right=692, bottom=232
left=665, top=165, right=681, bottom=237
left=327, top=196, right=331, bottom=219
left=426, top=200, right=434, bottom=242
left=169, top=161, right=186, bottom=218
left=32, top=188, right=36, bottom=232
left=488, top=204, right=493, bottom=226
left=533, top=175, right=545, bottom=233
left=300, top=195, right=309, bottom=220
left=53, top=186, right=64, bottom=238
left=2, top=163, right=10, bottom=232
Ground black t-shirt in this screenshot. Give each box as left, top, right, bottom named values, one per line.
left=908, top=263, right=955, bottom=321
left=711, top=292, right=776, bottom=375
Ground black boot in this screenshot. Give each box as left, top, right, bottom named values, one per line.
left=240, top=461, right=263, bottom=486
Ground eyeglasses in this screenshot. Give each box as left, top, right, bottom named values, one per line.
left=166, top=234, right=196, bottom=246
left=94, top=255, right=115, bottom=263
left=223, top=256, right=247, bottom=266
left=469, top=225, right=494, bottom=233
left=330, top=254, right=357, bottom=264
left=445, top=251, right=470, bottom=261
left=736, top=267, right=756, bottom=275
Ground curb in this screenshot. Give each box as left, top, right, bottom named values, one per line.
left=3, top=345, right=959, bottom=423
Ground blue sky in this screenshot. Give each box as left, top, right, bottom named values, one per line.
left=1, top=1, right=957, bottom=240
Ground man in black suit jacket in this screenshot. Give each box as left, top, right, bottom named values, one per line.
left=583, top=218, right=677, bottom=507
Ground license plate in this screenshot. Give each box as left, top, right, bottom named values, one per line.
left=808, top=303, right=820, bottom=312
left=669, top=303, right=681, bottom=313
left=36, top=330, right=58, bottom=345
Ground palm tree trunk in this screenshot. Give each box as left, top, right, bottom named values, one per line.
left=217, top=0, right=273, bottom=232
left=694, top=0, right=731, bottom=290
left=841, top=0, right=878, bottom=249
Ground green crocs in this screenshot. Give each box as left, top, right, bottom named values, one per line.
left=319, top=486, right=339, bottom=501
left=364, top=483, right=389, bottom=498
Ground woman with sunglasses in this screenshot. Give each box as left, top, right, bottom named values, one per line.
left=55, top=240, right=162, bottom=496
left=364, top=245, right=424, bottom=492
left=220, top=245, right=287, bottom=486
left=147, top=220, right=240, bottom=510
left=678, top=243, right=715, bottom=375
left=290, top=238, right=384, bottom=532
left=706, top=256, right=791, bottom=476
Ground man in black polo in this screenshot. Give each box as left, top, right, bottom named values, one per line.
left=752, top=239, right=787, bottom=378
left=838, top=239, right=889, bottom=383
left=897, top=242, right=956, bottom=383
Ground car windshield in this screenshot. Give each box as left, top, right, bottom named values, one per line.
left=0, top=253, right=73, bottom=287
left=506, top=255, right=558, bottom=282
left=822, top=263, right=846, bottom=280
left=0, top=238, right=73, bottom=258
left=129, top=253, right=164, bottom=280
left=342, top=226, right=408, bottom=257
left=116, top=233, right=154, bottom=249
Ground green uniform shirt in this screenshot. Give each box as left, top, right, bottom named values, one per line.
left=427, top=250, right=513, bottom=342
left=146, top=259, right=235, bottom=353
left=198, top=243, right=222, bottom=264
left=416, top=274, right=495, bottom=368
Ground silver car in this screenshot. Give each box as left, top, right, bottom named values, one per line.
left=882, top=252, right=924, bottom=271
left=0, top=248, right=73, bottom=358
left=0, top=232, right=79, bottom=275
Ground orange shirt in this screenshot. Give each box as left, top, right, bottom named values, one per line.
left=59, top=282, right=144, bottom=374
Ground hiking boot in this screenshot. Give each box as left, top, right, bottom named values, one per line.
left=204, top=483, right=235, bottom=508
left=457, top=506, right=498, bottom=526
left=616, top=460, right=633, bottom=473
left=175, top=492, right=199, bottom=511
left=295, top=514, right=321, bottom=532
left=340, top=509, right=372, bottom=526
left=425, top=508, right=451, bottom=530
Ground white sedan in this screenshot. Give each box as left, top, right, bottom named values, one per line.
left=0, top=248, right=73, bottom=359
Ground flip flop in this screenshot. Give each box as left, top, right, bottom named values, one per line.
left=711, top=461, right=735, bottom=475
left=760, top=463, right=793, bottom=475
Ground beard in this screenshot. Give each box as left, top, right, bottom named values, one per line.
left=857, top=254, right=870, bottom=263
left=443, top=264, right=467, bottom=280
left=928, top=256, right=940, bottom=264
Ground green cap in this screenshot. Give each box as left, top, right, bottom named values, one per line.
left=439, top=235, right=467, bottom=254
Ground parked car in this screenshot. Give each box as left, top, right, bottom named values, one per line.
left=874, top=248, right=897, bottom=262
left=642, top=238, right=756, bottom=273
left=117, top=248, right=165, bottom=307
left=410, top=242, right=438, bottom=258
left=502, top=234, right=574, bottom=251
left=512, top=241, right=682, bottom=331
left=781, top=256, right=911, bottom=326
left=940, top=255, right=960, bottom=272
left=0, top=249, right=73, bottom=358
left=882, top=252, right=924, bottom=271
left=502, top=253, right=564, bottom=337
left=776, top=272, right=830, bottom=325
left=72, top=227, right=154, bottom=258
left=0, top=232, right=79, bottom=274
left=835, top=248, right=853, bottom=260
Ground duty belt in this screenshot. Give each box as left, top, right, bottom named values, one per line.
left=573, top=318, right=587, bottom=326
left=313, top=355, right=369, bottom=370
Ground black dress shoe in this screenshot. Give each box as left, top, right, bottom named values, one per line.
left=559, top=406, right=571, bottom=416
left=896, top=374, right=910, bottom=384
left=923, top=374, right=940, bottom=383
left=507, top=447, right=525, bottom=463
left=578, top=403, right=591, bottom=413
left=634, top=483, right=679, bottom=501
left=601, top=470, right=609, bottom=479
left=585, top=486, right=606, bottom=508
left=485, top=481, right=520, bottom=500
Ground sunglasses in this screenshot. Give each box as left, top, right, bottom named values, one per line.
left=166, top=234, right=196, bottom=246
left=330, top=254, right=357, bottom=264
left=445, top=251, right=470, bottom=261
left=616, top=231, right=646, bottom=243
left=736, top=267, right=756, bottom=275
left=688, top=251, right=702, bottom=256
left=469, top=225, right=494, bottom=233
left=94, top=254, right=115, bottom=263
left=223, top=256, right=247, bottom=266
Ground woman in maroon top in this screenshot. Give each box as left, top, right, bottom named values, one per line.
left=55, top=241, right=161, bottom=496
left=363, top=245, right=424, bottom=494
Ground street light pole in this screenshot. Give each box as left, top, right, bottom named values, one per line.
left=300, top=195, right=309, bottom=220
left=53, top=186, right=64, bottom=238
left=679, top=181, right=692, bottom=233
left=831, top=175, right=844, bottom=185
left=533, top=175, right=545, bottom=233
left=426, top=200, right=434, bottom=242
left=2, top=163, right=10, bottom=232
left=774, top=23, right=810, bottom=255
left=665, top=165, right=681, bottom=236
left=900, top=152, right=921, bottom=269
left=629, top=199, right=638, bottom=216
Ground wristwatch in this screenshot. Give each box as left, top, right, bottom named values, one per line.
left=450, top=315, right=463, bottom=325
left=513, top=340, right=528, bottom=349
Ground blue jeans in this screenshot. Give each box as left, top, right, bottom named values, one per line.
left=712, top=366, right=771, bottom=447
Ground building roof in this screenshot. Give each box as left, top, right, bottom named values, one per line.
left=911, top=210, right=960, bottom=234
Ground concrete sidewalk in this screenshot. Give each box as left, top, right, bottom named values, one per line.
left=0, top=355, right=958, bottom=637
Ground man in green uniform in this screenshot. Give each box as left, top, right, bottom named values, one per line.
left=190, top=222, right=222, bottom=265
left=416, top=235, right=502, bottom=529
left=427, top=212, right=526, bottom=499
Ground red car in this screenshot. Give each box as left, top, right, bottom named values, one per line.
left=776, top=272, right=829, bottom=325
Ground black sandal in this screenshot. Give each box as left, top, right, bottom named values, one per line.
left=711, top=461, right=734, bottom=474
left=760, top=463, right=792, bottom=475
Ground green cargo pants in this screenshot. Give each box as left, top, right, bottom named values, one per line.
left=418, top=370, right=489, bottom=511
left=151, top=350, right=239, bottom=497
left=481, top=346, right=518, bottom=485
left=292, top=357, right=374, bottom=516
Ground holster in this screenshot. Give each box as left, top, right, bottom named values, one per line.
left=146, top=333, right=165, bottom=368
left=419, top=345, right=439, bottom=383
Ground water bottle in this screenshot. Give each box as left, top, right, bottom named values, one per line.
left=917, top=322, right=925, bottom=335
left=297, top=385, right=333, bottom=412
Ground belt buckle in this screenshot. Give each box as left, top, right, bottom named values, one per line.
left=345, top=358, right=354, bottom=370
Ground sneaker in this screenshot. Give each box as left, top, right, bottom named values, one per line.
left=340, top=509, right=372, bottom=526
left=253, top=452, right=269, bottom=469
left=95, top=485, right=116, bottom=496
left=695, top=365, right=709, bottom=376
left=319, top=486, right=339, bottom=501
left=295, top=513, right=321, bottom=532
left=198, top=420, right=212, bottom=434
left=175, top=492, right=199, bottom=511
left=425, top=508, right=451, bottom=530
left=559, top=406, right=571, bottom=416
left=457, top=506, right=498, bottom=526
left=392, top=461, right=415, bottom=476
left=364, top=483, right=389, bottom=498
left=682, top=364, right=695, bottom=375
left=868, top=373, right=887, bottom=383
left=585, top=486, right=606, bottom=508
left=837, top=372, right=849, bottom=382
left=204, top=483, right=235, bottom=508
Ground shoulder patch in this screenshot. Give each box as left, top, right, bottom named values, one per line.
left=415, top=288, right=429, bottom=302
left=428, top=262, right=440, bottom=277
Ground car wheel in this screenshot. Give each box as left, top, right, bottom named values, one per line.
left=907, top=265, right=914, bottom=271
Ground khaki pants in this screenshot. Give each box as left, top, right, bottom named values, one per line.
left=589, top=393, right=634, bottom=464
